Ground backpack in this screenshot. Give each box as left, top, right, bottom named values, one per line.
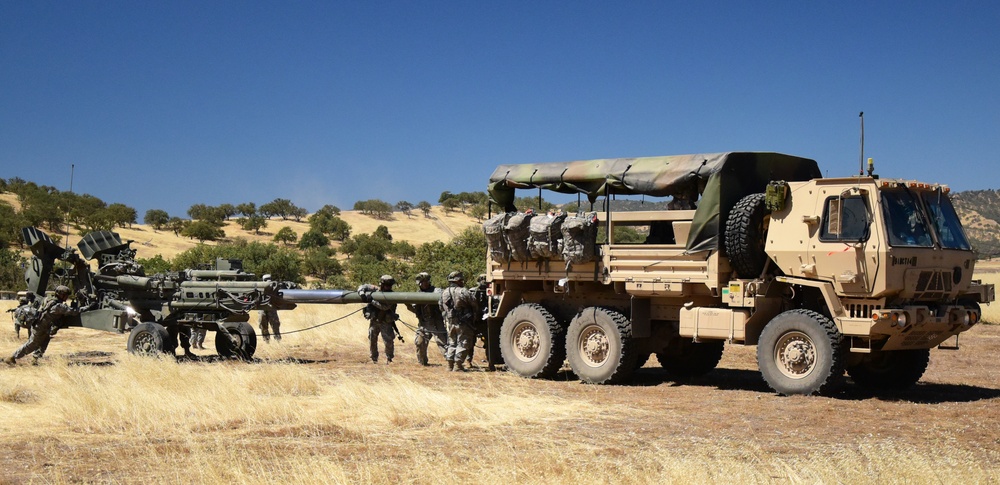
left=483, top=213, right=512, bottom=264
left=561, top=212, right=599, bottom=267
left=504, top=211, right=535, bottom=262
left=528, top=212, right=566, bottom=259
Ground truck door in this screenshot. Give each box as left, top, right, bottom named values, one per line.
left=810, top=190, right=874, bottom=295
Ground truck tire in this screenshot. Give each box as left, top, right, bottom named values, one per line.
left=566, top=307, right=637, bottom=384
left=656, top=339, right=724, bottom=379
left=127, top=322, right=169, bottom=355
left=846, top=349, right=930, bottom=391
left=499, top=303, right=565, bottom=378
left=216, top=322, right=257, bottom=360
left=726, top=193, right=770, bottom=279
left=757, top=309, right=845, bottom=396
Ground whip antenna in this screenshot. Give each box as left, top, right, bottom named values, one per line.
left=859, top=112, right=865, bottom=176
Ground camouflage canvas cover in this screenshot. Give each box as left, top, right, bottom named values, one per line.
left=488, top=152, right=821, bottom=252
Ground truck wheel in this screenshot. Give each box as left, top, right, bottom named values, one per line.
left=656, top=339, right=724, bottom=379
left=566, top=307, right=637, bottom=384
left=499, top=303, right=565, bottom=378
left=757, top=309, right=845, bottom=396
left=127, top=322, right=169, bottom=355
left=846, top=349, right=929, bottom=390
left=726, top=193, right=770, bottom=279
left=216, top=322, right=257, bottom=360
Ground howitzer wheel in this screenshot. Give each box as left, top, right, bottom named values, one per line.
left=656, top=339, right=724, bottom=379
left=499, top=303, right=565, bottom=378
left=846, top=349, right=929, bottom=391
left=127, top=322, right=169, bottom=356
left=566, top=307, right=636, bottom=384
left=216, top=322, right=257, bottom=361
left=757, top=309, right=845, bottom=396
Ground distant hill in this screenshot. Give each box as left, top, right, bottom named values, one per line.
left=951, top=189, right=1000, bottom=258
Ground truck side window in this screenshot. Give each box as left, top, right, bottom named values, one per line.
left=820, top=196, right=870, bottom=242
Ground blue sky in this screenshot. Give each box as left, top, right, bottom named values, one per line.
left=2, top=1, right=998, bottom=218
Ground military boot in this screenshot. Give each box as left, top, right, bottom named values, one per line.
left=448, top=360, right=455, bottom=371
left=455, top=361, right=467, bottom=372
left=3, top=356, right=15, bottom=367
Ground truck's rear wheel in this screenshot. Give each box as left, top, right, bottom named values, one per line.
left=499, top=303, right=565, bottom=378
left=127, top=322, right=169, bottom=355
left=216, top=322, right=257, bottom=360
left=726, top=193, right=770, bottom=279
left=846, top=349, right=930, bottom=390
left=757, top=309, right=845, bottom=395
left=566, top=307, right=636, bottom=384
left=656, top=339, right=724, bottom=379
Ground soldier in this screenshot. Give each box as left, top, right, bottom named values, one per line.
left=439, top=271, right=478, bottom=372
left=259, top=274, right=282, bottom=343
left=362, top=275, right=401, bottom=364
left=468, top=273, right=497, bottom=371
left=9, top=293, right=36, bottom=338
left=4, top=286, right=80, bottom=366
left=405, top=272, right=446, bottom=366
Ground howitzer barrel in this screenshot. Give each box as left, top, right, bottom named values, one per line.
left=278, top=289, right=441, bottom=305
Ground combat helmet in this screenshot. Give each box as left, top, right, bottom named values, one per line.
left=415, top=272, right=430, bottom=283
left=447, top=271, right=465, bottom=283
left=379, top=274, right=396, bottom=287
left=54, top=285, right=72, bottom=298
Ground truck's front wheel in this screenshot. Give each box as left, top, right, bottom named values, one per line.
left=846, top=349, right=929, bottom=391
left=499, top=304, right=565, bottom=378
left=566, top=307, right=636, bottom=384
left=757, top=309, right=845, bottom=395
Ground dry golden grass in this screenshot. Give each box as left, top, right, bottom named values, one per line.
left=1, top=299, right=999, bottom=483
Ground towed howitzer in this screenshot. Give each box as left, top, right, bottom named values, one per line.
left=18, top=227, right=445, bottom=360
left=20, top=227, right=298, bottom=359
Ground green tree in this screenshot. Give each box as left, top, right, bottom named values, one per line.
left=106, top=203, right=137, bottom=228
left=442, top=198, right=460, bottom=213
left=273, top=226, right=298, bottom=245
left=236, top=202, right=257, bottom=217
left=238, top=214, right=268, bottom=235
left=144, top=209, right=170, bottom=231
left=136, top=254, right=171, bottom=274
left=218, top=203, right=237, bottom=220
left=182, top=220, right=225, bottom=242
left=373, top=225, right=392, bottom=242
left=390, top=240, right=416, bottom=260
left=0, top=247, right=26, bottom=291
left=301, top=247, right=343, bottom=280
left=417, top=201, right=432, bottom=217
left=167, top=217, right=187, bottom=236
left=396, top=200, right=414, bottom=218
left=298, top=229, right=330, bottom=249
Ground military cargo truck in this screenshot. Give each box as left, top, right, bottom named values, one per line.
left=482, top=152, right=994, bottom=395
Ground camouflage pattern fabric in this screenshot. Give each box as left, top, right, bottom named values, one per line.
left=406, top=286, right=446, bottom=365
left=439, top=285, right=478, bottom=365
left=259, top=309, right=281, bottom=342
left=10, top=296, right=78, bottom=361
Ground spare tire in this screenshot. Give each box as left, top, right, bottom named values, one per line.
left=726, top=193, right=770, bottom=279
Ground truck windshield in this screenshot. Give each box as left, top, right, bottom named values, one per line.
left=921, top=190, right=971, bottom=250
left=881, top=189, right=933, bottom=247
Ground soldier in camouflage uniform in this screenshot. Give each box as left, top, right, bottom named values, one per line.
left=259, top=275, right=282, bottom=343
left=439, top=271, right=478, bottom=372
left=405, top=272, right=446, bottom=366
left=4, top=286, right=79, bottom=366
left=363, top=275, right=399, bottom=364
left=10, top=293, right=36, bottom=338
left=468, top=273, right=497, bottom=371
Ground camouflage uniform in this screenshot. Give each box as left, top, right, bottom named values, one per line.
left=406, top=273, right=446, bottom=366
left=189, top=328, right=207, bottom=349
left=439, top=271, right=478, bottom=372
left=259, top=309, right=281, bottom=342
left=363, top=275, right=398, bottom=363
left=6, top=287, right=79, bottom=365
left=259, top=274, right=281, bottom=343
left=11, top=296, right=36, bottom=338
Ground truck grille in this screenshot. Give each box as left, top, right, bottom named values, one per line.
left=913, top=270, right=953, bottom=301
